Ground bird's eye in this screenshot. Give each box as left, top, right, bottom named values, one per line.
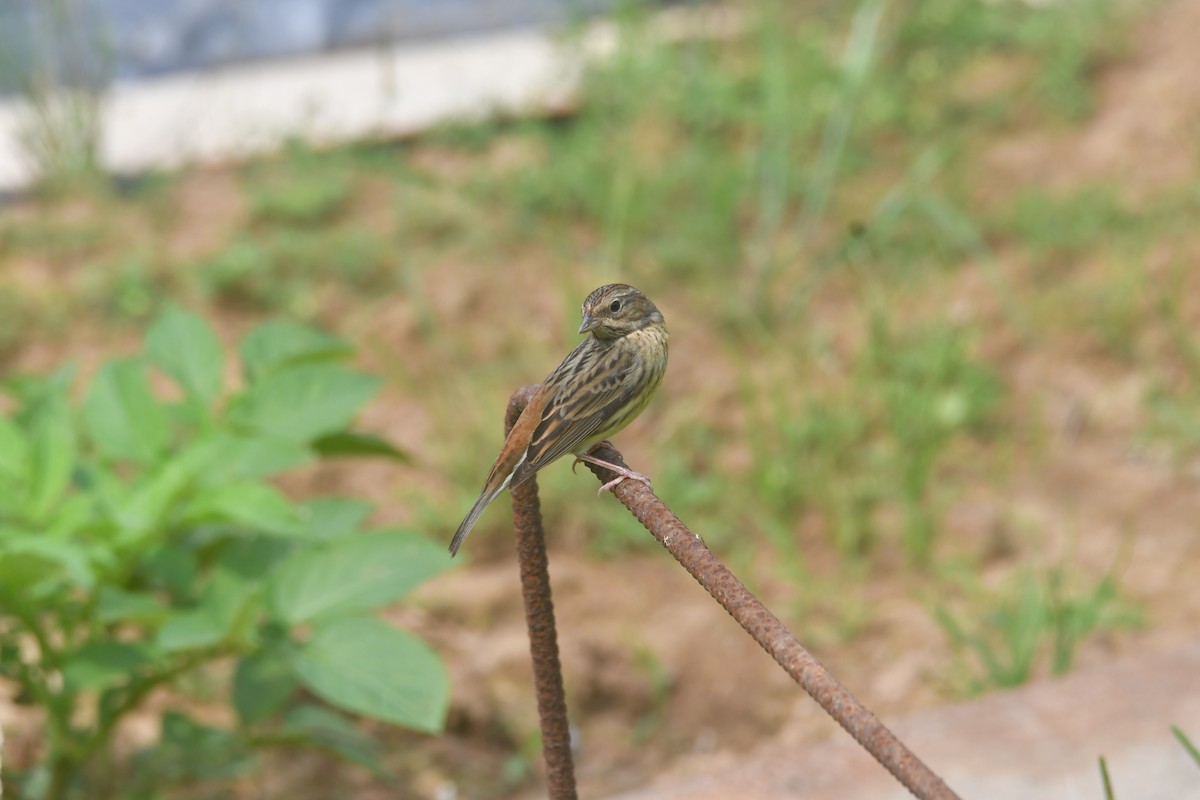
left=609, top=299, right=622, bottom=313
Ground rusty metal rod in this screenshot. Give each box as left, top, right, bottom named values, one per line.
left=506, top=385, right=577, bottom=800
left=583, top=441, right=961, bottom=800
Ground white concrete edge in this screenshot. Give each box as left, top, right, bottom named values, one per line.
left=0, top=26, right=581, bottom=192
left=0, top=5, right=743, bottom=193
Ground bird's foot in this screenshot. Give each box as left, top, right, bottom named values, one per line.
left=573, top=449, right=652, bottom=496
left=571, top=440, right=613, bottom=474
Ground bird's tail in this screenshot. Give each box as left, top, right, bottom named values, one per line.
left=449, top=474, right=511, bottom=556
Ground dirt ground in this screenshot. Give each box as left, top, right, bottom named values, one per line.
left=2, top=1, right=1200, bottom=798
left=406, top=2, right=1200, bottom=796
left=375, top=2, right=1200, bottom=795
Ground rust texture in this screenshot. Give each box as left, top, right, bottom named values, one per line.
left=506, top=385, right=577, bottom=800
left=583, top=441, right=962, bottom=800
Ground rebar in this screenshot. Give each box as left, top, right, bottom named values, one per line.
left=506, top=385, right=577, bottom=800
left=502, top=385, right=958, bottom=800
left=582, top=441, right=961, bottom=800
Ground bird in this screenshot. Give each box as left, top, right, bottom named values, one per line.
left=449, top=283, right=669, bottom=556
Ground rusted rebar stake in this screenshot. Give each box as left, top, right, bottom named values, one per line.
left=506, top=385, right=578, bottom=800
left=584, top=442, right=962, bottom=800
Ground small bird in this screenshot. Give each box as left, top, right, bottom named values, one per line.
left=449, top=283, right=669, bottom=556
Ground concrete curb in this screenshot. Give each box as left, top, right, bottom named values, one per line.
left=0, top=26, right=579, bottom=193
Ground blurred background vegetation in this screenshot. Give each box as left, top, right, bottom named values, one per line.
left=2, top=0, right=1199, bottom=796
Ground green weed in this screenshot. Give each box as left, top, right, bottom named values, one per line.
left=1173, top=726, right=1200, bottom=769
left=0, top=216, right=109, bottom=263
left=935, top=565, right=1141, bottom=693
left=193, top=227, right=393, bottom=313
left=246, top=144, right=354, bottom=225
left=0, top=307, right=442, bottom=799
left=743, top=317, right=1000, bottom=568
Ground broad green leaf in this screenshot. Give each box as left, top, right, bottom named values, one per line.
left=97, top=586, right=170, bottom=624
left=111, top=457, right=197, bottom=541
left=233, top=648, right=297, bottom=724
left=63, top=641, right=154, bottom=691
left=299, top=497, right=374, bottom=540
left=156, top=711, right=257, bottom=780
left=83, top=357, right=169, bottom=465
left=278, top=705, right=386, bottom=775
left=189, top=434, right=313, bottom=483
left=156, top=570, right=257, bottom=653
left=183, top=483, right=300, bottom=536
left=4, top=363, right=75, bottom=408
left=26, top=389, right=75, bottom=520
left=227, top=364, right=381, bottom=443
left=312, top=430, right=412, bottom=462
left=216, top=535, right=295, bottom=582
left=0, top=536, right=94, bottom=593
left=44, top=495, right=96, bottom=543
left=240, top=320, right=352, bottom=382
left=141, top=544, right=198, bottom=599
left=289, top=616, right=448, bottom=733
left=268, top=529, right=448, bottom=624
left=146, top=304, right=225, bottom=405
left=105, top=434, right=307, bottom=537
left=0, top=415, right=29, bottom=480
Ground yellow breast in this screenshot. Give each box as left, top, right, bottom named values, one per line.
left=580, top=324, right=669, bottom=452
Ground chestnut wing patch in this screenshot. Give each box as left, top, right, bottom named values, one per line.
left=511, top=345, right=637, bottom=486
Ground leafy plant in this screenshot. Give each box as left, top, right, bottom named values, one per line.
left=935, top=566, right=1140, bottom=693
left=247, top=144, right=353, bottom=225
left=194, top=228, right=392, bottom=313
left=745, top=319, right=1000, bottom=566
left=862, top=318, right=1001, bottom=563
left=0, top=306, right=445, bottom=799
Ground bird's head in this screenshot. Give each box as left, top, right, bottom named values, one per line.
left=578, top=284, right=664, bottom=341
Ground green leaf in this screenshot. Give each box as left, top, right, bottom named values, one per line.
left=312, top=430, right=412, bottom=462
left=0, top=414, right=29, bottom=479
left=26, top=388, right=75, bottom=520
left=156, top=570, right=257, bottom=653
left=240, top=320, right=352, bottom=382
left=83, top=357, right=170, bottom=464
left=191, top=434, right=313, bottom=483
left=268, top=529, right=448, bottom=624
left=153, top=711, right=257, bottom=781
left=183, top=483, right=300, bottom=536
left=228, top=364, right=381, bottom=443
left=102, top=434, right=309, bottom=538
left=289, top=616, right=448, bottom=733
left=278, top=705, right=386, bottom=775
left=233, top=648, right=297, bottom=724
left=97, top=586, right=170, bottom=624
left=43, top=493, right=93, bottom=540
left=299, top=497, right=374, bottom=540
left=4, top=364, right=76, bottom=412
left=141, top=543, right=198, bottom=599
left=146, top=304, right=225, bottom=405
left=63, top=641, right=155, bottom=691
left=221, top=535, right=296, bottom=576
left=0, top=536, right=94, bottom=593
left=109, top=456, right=197, bottom=541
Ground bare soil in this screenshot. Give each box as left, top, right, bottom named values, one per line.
left=414, top=2, right=1200, bottom=795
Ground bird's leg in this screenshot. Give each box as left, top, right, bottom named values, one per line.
left=569, top=441, right=612, bottom=474
left=573, top=442, right=653, bottom=496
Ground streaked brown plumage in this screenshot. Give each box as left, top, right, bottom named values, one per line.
left=449, top=284, right=669, bottom=556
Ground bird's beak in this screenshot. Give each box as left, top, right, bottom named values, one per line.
left=578, top=313, right=598, bottom=334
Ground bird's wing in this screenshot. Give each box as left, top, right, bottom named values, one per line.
left=511, top=342, right=639, bottom=486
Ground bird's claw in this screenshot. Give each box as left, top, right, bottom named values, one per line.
left=595, top=472, right=652, bottom=497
